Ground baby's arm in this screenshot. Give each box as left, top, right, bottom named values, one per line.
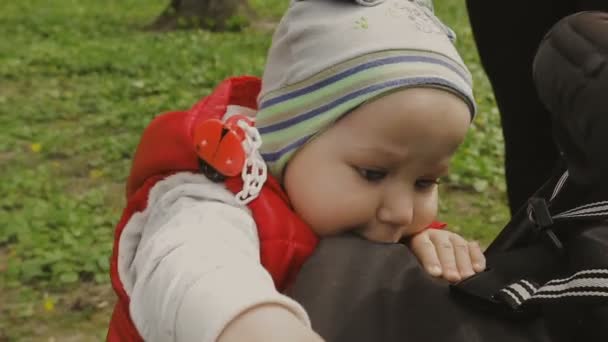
left=121, top=172, right=322, bottom=341
left=218, top=304, right=324, bottom=342
left=407, top=229, right=486, bottom=283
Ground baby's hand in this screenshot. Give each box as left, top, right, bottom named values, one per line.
left=407, top=229, right=486, bottom=283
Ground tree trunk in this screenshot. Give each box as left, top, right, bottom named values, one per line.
left=148, top=0, right=253, bottom=32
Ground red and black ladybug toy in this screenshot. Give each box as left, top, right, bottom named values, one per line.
left=192, top=114, right=254, bottom=182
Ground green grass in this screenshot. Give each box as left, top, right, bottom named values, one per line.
left=0, top=0, right=507, bottom=339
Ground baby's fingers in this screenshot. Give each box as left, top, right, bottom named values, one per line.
left=409, top=232, right=442, bottom=277
left=430, top=232, right=461, bottom=282
left=450, top=234, right=475, bottom=279
left=468, top=241, right=486, bottom=272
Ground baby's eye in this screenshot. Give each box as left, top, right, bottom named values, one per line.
left=357, top=168, right=387, bottom=182
left=415, top=178, right=440, bottom=189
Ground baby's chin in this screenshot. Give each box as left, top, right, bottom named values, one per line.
left=350, top=226, right=405, bottom=244
left=312, top=225, right=364, bottom=239
left=321, top=231, right=402, bottom=245
left=310, top=223, right=408, bottom=244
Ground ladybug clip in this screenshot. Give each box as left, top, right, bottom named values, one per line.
left=192, top=115, right=254, bottom=182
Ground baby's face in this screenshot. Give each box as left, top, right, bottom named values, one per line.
left=283, top=88, right=470, bottom=243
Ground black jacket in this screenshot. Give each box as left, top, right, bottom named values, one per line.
left=287, top=11, right=608, bottom=342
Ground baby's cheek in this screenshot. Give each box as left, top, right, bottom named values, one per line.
left=414, top=189, right=440, bottom=231
left=301, top=197, right=369, bottom=237
left=304, top=205, right=351, bottom=237
left=289, top=193, right=339, bottom=236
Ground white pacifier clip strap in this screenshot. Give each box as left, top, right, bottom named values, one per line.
left=235, top=120, right=267, bottom=205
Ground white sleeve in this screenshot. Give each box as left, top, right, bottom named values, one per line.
left=119, top=173, right=310, bottom=342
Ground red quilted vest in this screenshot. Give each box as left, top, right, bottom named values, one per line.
left=106, top=76, right=445, bottom=341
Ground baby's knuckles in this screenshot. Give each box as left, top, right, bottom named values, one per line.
left=409, top=229, right=483, bottom=282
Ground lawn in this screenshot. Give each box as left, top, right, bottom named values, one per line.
left=0, top=0, right=508, bottom=340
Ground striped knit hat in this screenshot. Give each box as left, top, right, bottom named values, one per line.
left=257, top=0, right=476, bottom=179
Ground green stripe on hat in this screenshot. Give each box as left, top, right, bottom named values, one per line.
left=257, top=50, right=475, bottom=180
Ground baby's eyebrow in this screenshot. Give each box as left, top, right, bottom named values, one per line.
left=354, top=145, right=409, bottom=160
left=430, top=163, right=450, bottom=175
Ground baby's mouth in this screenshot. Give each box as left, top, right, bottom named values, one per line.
left=348, top=226, right=405, bottom=244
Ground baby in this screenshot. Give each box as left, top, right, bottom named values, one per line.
left=107, top=0, right=485, bottom=341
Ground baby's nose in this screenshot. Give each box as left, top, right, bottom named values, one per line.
left=377, top=206, right=413, bottom=234
left=377, top=192, right=414, bottom=228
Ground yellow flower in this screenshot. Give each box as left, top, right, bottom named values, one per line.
left=44, top=297, right=55, bottom=312
left=89, top=169, right=104, bottom=179
left=30, top=143, right=42, bottom=153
